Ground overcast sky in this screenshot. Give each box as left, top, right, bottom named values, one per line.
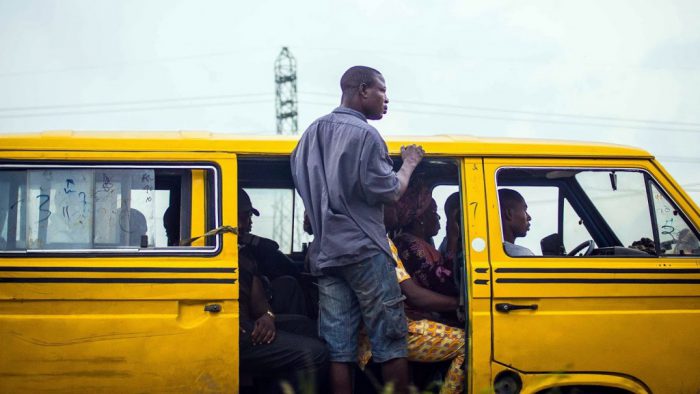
left=0, top=0, right=698, bottom=203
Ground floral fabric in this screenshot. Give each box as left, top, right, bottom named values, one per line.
left=394, top=233, right=458, bottom=297
left=358, top=318, right=465, bottom=394
left=389, top=239, right=411, bottom=283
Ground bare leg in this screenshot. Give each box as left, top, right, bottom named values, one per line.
left=330, top=362, right=353, bottom=394
left=381, top=357, right=410, bottom=394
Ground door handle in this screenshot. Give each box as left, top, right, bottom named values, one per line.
left=496, top=303, right=538, bottom=313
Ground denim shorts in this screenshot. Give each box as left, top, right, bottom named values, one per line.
left=318, top=253, right=408, bottom=363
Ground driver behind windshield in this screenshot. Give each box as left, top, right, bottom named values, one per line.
left=499, top=188, right=535, bottom=257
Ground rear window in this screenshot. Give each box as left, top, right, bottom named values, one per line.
left=0, top=164, right=219, bottom=254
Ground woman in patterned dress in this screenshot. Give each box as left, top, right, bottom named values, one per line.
left=358, top=204, right=465, bottom=394
left=393, top=181, right=460, bottom=297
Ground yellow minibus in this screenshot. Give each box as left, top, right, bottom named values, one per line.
left=0, top=131, right=698, bottom=393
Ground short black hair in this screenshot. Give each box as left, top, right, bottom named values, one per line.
left=340, top=66, right=382, bottom=94
left=498, top=188, right=525, bottom=211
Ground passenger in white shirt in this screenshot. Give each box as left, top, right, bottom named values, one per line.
left=499, top=188, right=535, bottom=257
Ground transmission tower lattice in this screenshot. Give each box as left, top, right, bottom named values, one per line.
left=274, top=47, right=298, bottom=135
left=272, top=47, right=302, bottom=250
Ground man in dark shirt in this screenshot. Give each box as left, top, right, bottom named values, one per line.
left=238, top=188, right=306, bottom=315
left=238, top=246, right=327, bottom=393
left=291, top=66, right=424, bottom=394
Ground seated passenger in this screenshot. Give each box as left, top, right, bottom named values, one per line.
left=394, top=182, right=459, bottom=297
left=238, top=189, right=306, bottom=315
left=438, top=192, right=461, bottom=257
left=498, top=188, right=535, bottom=256
left=162, top=205, right=180, bottom=246
left=238, top=189, right=301, bottom=279
left=119, top=207, right=148, bottom=247
left=238, top=246, right=328, bottom=393
left=359, top=204, right=465, bottom=394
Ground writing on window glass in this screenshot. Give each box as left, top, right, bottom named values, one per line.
left=26, top=169, right=155, bottom=249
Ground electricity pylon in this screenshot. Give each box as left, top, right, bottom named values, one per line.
left=274, top=47, right=298, bottom=135
left=273, top=47, right=300, bottom=250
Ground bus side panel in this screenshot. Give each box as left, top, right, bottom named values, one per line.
left=485, top=158, right=700, bottom=393
left=0, top=154, right=239, bottom=393
left=0, top=296, right=237, bottom=393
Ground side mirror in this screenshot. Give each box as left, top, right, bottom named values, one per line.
left=609, top=171, right=618, bottom=191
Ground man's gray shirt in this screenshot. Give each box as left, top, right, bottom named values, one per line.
left=504, top=241, right=535, bottom=256
left=291, top=107, right=401, bottom=275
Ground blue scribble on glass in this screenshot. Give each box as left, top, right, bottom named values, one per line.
left=36, top=194, right=51, bottom=222
left=79, top=191, right=88, bottom=213
left=661, top=225, right=675, bottom=237
left=63, top=179, right=75, bottom=194
left=102, top=174, right=113, bottom=192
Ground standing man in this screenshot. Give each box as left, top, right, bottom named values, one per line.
left=291, top=66, right=424, bottom=394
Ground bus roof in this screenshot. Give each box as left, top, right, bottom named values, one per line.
left=0, top=130, right=653, bottom=159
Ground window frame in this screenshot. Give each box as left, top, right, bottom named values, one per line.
left=644, top=173, right=700, bottom=257
left=0, top=161, right=222, bottom=257
left=494, top=165, right=699, bottom=258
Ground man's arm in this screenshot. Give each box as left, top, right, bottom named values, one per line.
left=250, top=275, right=276, bottom=344
left=395, top=144, right=425, bottom=199
left=359, top=133, right=424, bottom=204
left=240, top=234, right=300, bottom=278
left=400, top=278, right=458, bottom=312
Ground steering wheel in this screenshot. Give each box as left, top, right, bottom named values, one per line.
left=567, top=240, right=594, bottom=256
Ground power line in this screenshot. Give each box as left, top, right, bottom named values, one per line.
left=0, top=93, right=273, bottom=112
left=0, top=47, right=274, bottom=78
left=4, top=89, right=696, bottom=134
left=657, top=157, right=700, bottom=164
left=301, top=91, right=700, bottom=128
left=0, top=99, right=271, bottom=119
left=293, top=46, right=700, bottom=72
left=299, top=100, right=700, bottom=134
left=4, top=44, right=695, bottom=79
